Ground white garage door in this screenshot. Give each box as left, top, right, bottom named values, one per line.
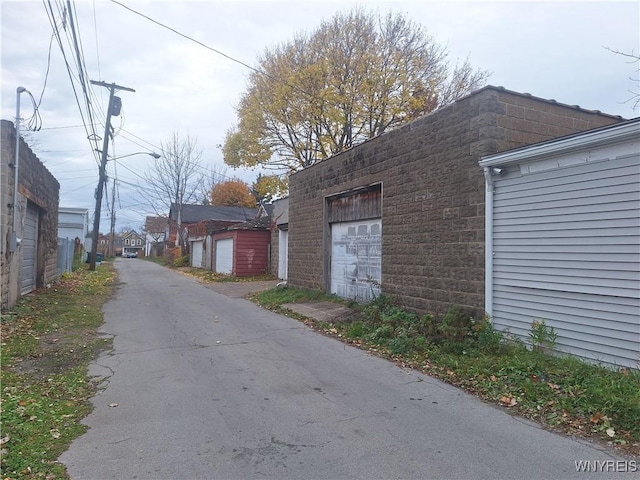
left=331, top=220, right=381, bottom=302
left=278, top=229, right=288, bottom=280
left=191, top=240, right=203, bottom=268
left=21, top=203, right=38, bottom=295
left=215, top=238, right=233, bottom=274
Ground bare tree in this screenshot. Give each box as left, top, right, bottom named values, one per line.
left=198, top=164, right=229, bottom=205
left=142, top=131, right=204, bottom=250
left=604, top=46, right=640, bottom=111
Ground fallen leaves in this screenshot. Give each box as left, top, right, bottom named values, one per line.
left=590, top=412, right=603, bottom=424
left=500, top=395, right=518, bottom=407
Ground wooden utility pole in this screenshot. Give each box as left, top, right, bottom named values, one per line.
left=88, top=81, right=134, bottom=270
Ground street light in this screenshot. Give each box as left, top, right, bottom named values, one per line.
left=95, top=150, right=161, bottom=160
left=91, top=151, right=161, bottom=265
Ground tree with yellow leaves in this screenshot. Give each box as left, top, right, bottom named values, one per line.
left=210, top=179, right=256, bottom=208
left=223, top=8, right=489, bottom=173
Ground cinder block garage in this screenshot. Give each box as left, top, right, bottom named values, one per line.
left=287, top=86, right=622, bottom=314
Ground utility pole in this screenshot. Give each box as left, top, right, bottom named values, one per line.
left=109, top=177, right=117, bottom=257
left=89, top=81, right=134, bottom=270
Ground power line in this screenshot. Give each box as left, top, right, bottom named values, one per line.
left=109, top=0, right=315, bottom=99
left=43, top=0, right=102, bottom=167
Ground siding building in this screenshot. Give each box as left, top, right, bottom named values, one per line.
left=480, top=118, right=639, bottom=368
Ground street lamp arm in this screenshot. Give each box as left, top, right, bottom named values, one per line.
left=95, top=150, right=161, bottom=160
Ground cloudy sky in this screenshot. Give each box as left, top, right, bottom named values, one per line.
left=1, top=0, right=638, bottom=234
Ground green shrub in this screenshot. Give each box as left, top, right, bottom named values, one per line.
left=173, top=254, right=190, bottom=267
left=473, top=317, right=504, bottom=354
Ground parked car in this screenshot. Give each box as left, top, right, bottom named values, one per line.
left=124, top=251, right=138, bottom=258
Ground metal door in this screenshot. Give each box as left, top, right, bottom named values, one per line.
left=330, top=220, right=381, bottom=302
left=21, top=203, right=38, bottom=294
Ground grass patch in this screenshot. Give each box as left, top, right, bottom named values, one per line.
left=252, top=285, right=344, bottom=312
left=1, top=264, right=116, bottom=479
left=252, top=289, right=640, bottom=455
left=183, top=268, right=275, bottom=284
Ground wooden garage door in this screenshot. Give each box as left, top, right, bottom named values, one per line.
left=215, top=238, right=233, bottom=274
left=21, top=203, right=38, bottom=295
left=331, top=220, right=381, bottom=302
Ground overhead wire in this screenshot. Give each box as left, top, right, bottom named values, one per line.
left=43, top=0, right=102, bottom=167
left=109, top=0, right=316, bottom=100
left=66, top=0, right=102, bottom=147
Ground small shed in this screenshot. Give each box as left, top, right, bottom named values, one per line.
left=212, top=220, right=271, bottom=277
left=480, top=119, right=640, bottom=369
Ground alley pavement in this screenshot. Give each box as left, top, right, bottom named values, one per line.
left=59, top=259, right=634, bottom=480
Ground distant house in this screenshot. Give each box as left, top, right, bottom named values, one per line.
left=169, top=203, right=258, bottom=251
left=144, top=216, right=167, bottom=257
left=122, top=230, right=145, bottom=257
left=480, top=118, right=639, bottom=368
left=97, top=234, right=110, bottom=256
left=1, top=119, right=60, bottom=311
left=58, top=207, right=89, bottom=252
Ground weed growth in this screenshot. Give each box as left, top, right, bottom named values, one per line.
left=1, top=264, right=116, bottom=479
left=253, top=287, right=640, bottom=453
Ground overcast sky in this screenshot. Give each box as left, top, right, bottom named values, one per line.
left=1, top=0, right=638, bottom=234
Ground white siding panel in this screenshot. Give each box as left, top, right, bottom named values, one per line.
left=490, top=145, right=640, bottom=369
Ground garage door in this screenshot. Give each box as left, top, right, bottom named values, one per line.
left=191, top=240, right=203, bottom=268
left=21, top=203, right=38, bottom=295
left=278, top=229, right=288, bottom=280
left=331, top=220, right=381, bottom=302
left=215, top=238, right=233, bottom=274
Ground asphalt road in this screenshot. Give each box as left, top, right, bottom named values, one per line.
left=59, top=259, right=632, bottom=479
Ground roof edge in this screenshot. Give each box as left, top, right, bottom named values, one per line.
left=479, top=117, right=640, bottom=167
left=468, top=86, right=626, bottom=121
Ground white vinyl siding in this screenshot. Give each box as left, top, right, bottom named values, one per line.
left=489, top=148, right=639, bottom=368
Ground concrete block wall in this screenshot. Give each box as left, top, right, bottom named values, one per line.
left=1, top=120, right=60, bottom=311
left=287, top=86, right=622, bottom=315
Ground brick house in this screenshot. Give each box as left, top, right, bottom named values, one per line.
left=1, top=120, right=60, bottom=311
left=286, top=86, right=623, bottom=315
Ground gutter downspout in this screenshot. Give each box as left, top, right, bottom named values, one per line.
left=10, top=87, right=26, bottom=253
left=482, top=167, right=494, bottom=319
